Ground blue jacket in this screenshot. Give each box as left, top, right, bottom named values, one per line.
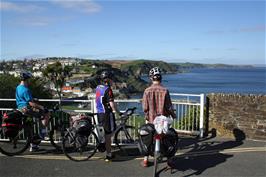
left=16, top=84, right=33, bottom=109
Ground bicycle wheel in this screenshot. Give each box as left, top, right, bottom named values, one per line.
left=62, top=131, right=99, bottom=162
left=153, top=152, right=158, bottom=177
left=0, top=125, right=31, bottom=156
left=114, top=125, right=138, bottom=151
left=49, top=118, right=65, bottom=150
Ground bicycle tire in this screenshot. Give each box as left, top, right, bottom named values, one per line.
left=114, top=125, right=138, bottom=152
left=62, top=131, right=99, bottom=162
left=153, top=152, right=158, bottom=177
left=0, top=126, right=31, bottom=156
left=49, top=118, right=65, bottom=150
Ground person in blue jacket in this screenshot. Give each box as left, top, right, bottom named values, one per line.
left=16, top=71, right=49, bottom=152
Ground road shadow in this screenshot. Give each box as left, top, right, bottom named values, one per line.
left=24, top=144, right=142, bottom=162
left=156, top=128, right=245, bottom=177
left=111, top=146, right=142, bottom=162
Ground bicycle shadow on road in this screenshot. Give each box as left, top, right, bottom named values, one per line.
left=111, top=147, right=142, bottom=162
left=157, top=128, right=246, bottom=177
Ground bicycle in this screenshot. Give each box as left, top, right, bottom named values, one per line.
left=152, top=116, right=178, bottom=177
left=0, top=105, right=69, bottom=156
left=62, top=107, right=138, bottom=162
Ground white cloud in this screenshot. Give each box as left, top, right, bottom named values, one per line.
left=50, top=0, right=101, bottom=13
left=0, top=1, right=44, bottom=13
left=1, top=0, right=101, bottom=14
left=207, top=24, right=266, bottom=34
left=1, top=1, right=101, bottom=27
left=19, top=21, right=50, bottom=27
left=14, top=16, right=55, bottom=27
left=238, top=25, right=266, bottom=33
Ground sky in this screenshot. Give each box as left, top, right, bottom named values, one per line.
left=0, top=0, right=265, bottom=65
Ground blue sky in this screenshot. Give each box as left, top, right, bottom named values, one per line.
left=0, top=0, right=265, bottom=64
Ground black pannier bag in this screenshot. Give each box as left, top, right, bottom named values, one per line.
left=138, top=123, right=155, bottom=156
left=1, top=110, right=23, bottom=138
left=161, top=128, right=178, bottom=157
left=73, top=118, right=92, bottom=148
left=75, top=135, right=88, bottom=148
left=74, top=118, right=92, bottom=136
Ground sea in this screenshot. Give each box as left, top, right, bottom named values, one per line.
left=142, top=67, right=266, bottom=95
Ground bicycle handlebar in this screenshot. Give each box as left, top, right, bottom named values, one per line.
left=120, top=107, right=137, bottom=117
left=85, top=112, right=97, bottom=117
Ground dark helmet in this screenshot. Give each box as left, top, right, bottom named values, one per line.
left=149, top=67, right=162, bottom=81
left=20, top=71, right=33, bottom=81
left=100, top=70, right=113, bottom=80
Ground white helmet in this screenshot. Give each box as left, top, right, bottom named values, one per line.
left=149, top=67, right=162, bottom=81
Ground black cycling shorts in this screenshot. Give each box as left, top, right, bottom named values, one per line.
left=97, top=112, right=116, bottom=134
left=20, top=107, right=46, bottom=119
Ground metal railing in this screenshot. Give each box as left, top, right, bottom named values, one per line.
left=0, top=93, right=205, bottom=143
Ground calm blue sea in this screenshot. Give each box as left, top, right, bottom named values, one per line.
left=143, top=67, right=266, bottom=95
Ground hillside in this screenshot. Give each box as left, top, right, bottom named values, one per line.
left=75, top=59, right=177, bottom=96
left=119, top=60, right=177, bottom=76
left=2, top=58, right=253, bottom=98
left=172, top=62, right=254, bottom=70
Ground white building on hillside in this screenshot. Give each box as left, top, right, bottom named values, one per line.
left=33, top=71, right=43, bottom=77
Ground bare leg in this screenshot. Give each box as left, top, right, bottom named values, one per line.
left=41, top=113, right=50, bottom=126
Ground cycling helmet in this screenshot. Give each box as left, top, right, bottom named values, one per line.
left=149, top=67, right=162, bottom=81
left=100, top=70, right=113, bottom=80
left=20, top=71, right=33, bottom=81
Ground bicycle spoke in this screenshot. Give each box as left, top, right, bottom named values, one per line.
left=62, top=131, right=98, bottom=162
left=0, top=128, right=30, bottom=156
left=114, top=126, right=138, bottom=154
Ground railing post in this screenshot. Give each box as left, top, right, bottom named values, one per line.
left=92, top=98, right=98, bottom=125
left=199, top=93, right=205, bottom=138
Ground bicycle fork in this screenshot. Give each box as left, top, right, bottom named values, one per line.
left=154, top=135, right=161, bottom=156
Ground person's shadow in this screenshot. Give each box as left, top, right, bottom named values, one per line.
left=156, top=128, right=246, bottom=177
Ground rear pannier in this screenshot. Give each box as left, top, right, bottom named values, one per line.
left=1, top=110, right=23, bottom=138
left=138, top=123, right=155, bottom=156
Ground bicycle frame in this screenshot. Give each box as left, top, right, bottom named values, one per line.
left=86, top=107, right=137, bottom=146
left=153, top=115, right=173, bottom=177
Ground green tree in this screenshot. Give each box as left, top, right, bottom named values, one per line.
left=0, top=74, right=52, bottom=108
left=42, top=62, right=72, bottom=101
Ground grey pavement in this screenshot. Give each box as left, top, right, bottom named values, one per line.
left=0, top=135, right=266, bottom=177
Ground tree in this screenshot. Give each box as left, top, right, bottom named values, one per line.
left=0, top=74, right=52, bottom=108
left=42, top=61, right=72, bottom=101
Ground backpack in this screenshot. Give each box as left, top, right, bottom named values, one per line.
left=138, top=123, right=155, bottom=156
left=1, top=110, right=23, bottom=138
left=161, top=128, right=178, bottom=157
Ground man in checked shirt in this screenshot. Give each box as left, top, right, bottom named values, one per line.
left=142, top=67, right=176, bottom=167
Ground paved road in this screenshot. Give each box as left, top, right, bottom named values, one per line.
left=1, top=136, right=266, bottom=177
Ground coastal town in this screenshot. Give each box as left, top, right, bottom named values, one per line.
left=0, top=58, right=135, bottom=99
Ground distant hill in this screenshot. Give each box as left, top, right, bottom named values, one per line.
left=118, top=60, right=177, bottom=76
left=75, top=59, right=178, bottom=95
left=1, top=58, right=255, bottom=97
left=172, top=62, right=254, bottom=70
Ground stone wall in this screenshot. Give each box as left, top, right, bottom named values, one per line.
left=207, top=94, right=266, bottom=141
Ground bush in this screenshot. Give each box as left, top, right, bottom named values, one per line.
left=0, top=74, right=52, bottom=108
